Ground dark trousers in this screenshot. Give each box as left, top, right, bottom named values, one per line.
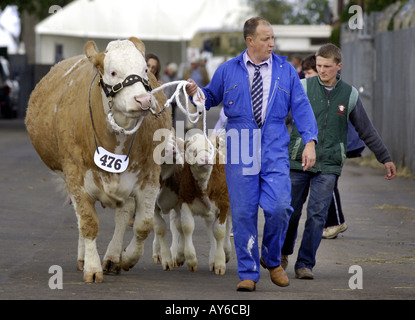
left=325, top=176, right=345, bottom=228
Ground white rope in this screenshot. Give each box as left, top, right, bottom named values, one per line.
left=107, top=111, right=144, bottom=135
left=151, top=80, right=215, bottom=161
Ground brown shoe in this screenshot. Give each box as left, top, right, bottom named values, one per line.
left=260, top=257, right=290, bottom=287
left=295, top=268, right=314, bottom=279
left=236, top=280, right=256, bottom=292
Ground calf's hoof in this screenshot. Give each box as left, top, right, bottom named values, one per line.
left=77, top=260, right=84, bottom=271
left=83, top=271, right=104, bottom=283
left=102, top=259, right=121, bottom=274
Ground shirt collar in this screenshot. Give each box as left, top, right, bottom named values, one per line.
left=243, top=51, right=272, bottom=68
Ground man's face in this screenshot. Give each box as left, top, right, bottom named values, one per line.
left=316, top=56, right=342, bottom=86
left=247, top=23, right=275, bottom=64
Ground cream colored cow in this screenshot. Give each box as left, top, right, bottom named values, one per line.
left=25, top=37, right=171, bottom=282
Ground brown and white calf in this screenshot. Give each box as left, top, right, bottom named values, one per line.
left=25, top=37, right=171, bottom=282
left=153, top=133, right=232, bottom=275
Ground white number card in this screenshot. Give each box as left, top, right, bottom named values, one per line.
left=94, top=147, right=129, bottom=173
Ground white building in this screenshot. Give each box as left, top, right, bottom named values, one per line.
left=34, top=0, right=253, bottom=66
left=273, top=24, right=332, bottom=55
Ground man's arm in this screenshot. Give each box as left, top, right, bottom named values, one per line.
left=349, top=97, right=396, bottom=180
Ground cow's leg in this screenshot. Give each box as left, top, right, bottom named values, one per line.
left=181, top=203, right=198, bottom=272
left=153, top=206, right=173, bottom=270
left=211, top=216, right=227, bottom=275
left=72, top=196, right=85, bottom=271
left=152, top=209, right=161, bottom=264
left=102, top=197, right=135, bottom=274
left=224, top=212, right=232, bottom=263
left=71, top=193, right=103, bottom=283
left=203, top=214, right=217, bottom=272
left=170, top=209, right=185, bottom=267
left=121, top=185, right=158, bottom=271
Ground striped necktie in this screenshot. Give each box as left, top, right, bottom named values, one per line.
left=251, top=63, right=263, bottom=128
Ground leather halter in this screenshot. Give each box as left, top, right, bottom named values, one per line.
left=99, top=74, right=152, bottom=98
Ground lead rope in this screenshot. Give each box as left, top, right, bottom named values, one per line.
left=151, top=81, right=215, bottom=161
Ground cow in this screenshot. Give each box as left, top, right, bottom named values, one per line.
left=153, top=132, right=232, bottom=275
left=152, top=129, right=184, bottom=271
left=25, top=37, right=172, bottom=282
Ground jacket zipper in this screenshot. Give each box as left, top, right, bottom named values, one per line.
left=262, top=81, right=278, bottom=127
left=318, top=89, right=331, bottom=171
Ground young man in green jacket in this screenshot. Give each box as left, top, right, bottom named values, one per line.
left=281, top=43, right=396, bottom=279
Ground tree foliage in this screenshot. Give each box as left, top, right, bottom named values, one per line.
left=247, top=0, right=331, bottom=25
left=246, top=0, right=293, bottom=24
left=0, top=0, right=73, bottom=20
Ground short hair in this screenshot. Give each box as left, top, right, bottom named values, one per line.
left=243, top=17, right=271, bottom=40
left=316, top=43, right=342, bottom=64
left=302, top=55, right=317, bottom=72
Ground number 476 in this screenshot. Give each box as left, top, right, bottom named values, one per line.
left=100, top=154, right=122, bottom=170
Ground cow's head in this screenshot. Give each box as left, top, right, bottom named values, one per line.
left=85, top=37, right=154, bottom=130
left=185, top=133, right=215, bottom=191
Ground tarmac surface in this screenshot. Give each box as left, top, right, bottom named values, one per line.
left=0, top=114, right=414, bottom=303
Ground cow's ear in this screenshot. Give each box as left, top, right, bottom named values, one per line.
left=85, top=41, right=104, bottom=74
left=128, top=37, right=146, bottom=56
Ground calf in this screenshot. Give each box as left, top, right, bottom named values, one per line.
left=154, top=133, right=232, bottom=275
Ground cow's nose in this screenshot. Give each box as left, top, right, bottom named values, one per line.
left=134, top=94, right=152, bottom=110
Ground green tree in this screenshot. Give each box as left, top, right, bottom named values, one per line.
left=365, top=0, right=401, bottom=14
left=247, top=0, right=292, bottom=24
left=0, top=0, right=73, bottom=20
left=287, top=0, right=331, bottom=25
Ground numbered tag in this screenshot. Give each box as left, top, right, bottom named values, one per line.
left=94, top=147, right=129, bottom=173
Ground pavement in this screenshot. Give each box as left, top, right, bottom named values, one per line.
left=0, top=116, right=414, bottom=303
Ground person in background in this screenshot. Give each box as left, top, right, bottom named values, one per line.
left=301, top=55, right=317, bottom=78
left=161, top=62, right=179, bottom=123
left=146, top=53, right=162, bottom=82
left=291, top=55, right=305, bottom=79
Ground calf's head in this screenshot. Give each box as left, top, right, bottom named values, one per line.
left=85, top=37, right=154, bottom=123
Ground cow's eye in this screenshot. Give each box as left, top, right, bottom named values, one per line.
left=111, top=71, right=117, bottom=77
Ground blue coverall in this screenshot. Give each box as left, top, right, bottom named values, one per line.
left=202, top=50, right=318, bottom=282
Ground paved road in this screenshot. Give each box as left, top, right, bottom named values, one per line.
left=0, top=117, right=414, bottom=303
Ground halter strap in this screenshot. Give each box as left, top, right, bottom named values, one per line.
left=99, top=74, right=152, bottom=98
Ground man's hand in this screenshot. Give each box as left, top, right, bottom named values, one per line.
left=302, top=140, right=316, bottom=171
left=185, top=78, right=198, bottom=97
left=384, top=161, right=396, bottom=180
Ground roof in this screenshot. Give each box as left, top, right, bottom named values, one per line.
left=35, top=0, right=254, bottom=41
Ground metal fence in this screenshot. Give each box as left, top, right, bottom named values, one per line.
left=341, top=14, right=415, bottom=173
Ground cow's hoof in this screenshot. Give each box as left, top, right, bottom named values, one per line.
left=77, top=260, right=84, bottom=271
left=214, top=265, right=226, bottom=275
left=153, top=255, right=162, bottom=265
left=163, top=261, right=174, bottom=271
left=186, top=259, right=198, bottom=272
left=102, top=259, right=121, bottom=274
left=83, top=271, right=104, bottom=283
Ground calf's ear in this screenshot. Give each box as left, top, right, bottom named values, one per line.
left=128, top=37, right=146, bottom=56
left=85, top=41, right=104, bottom=74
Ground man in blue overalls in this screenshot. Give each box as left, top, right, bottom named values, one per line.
left=186, top=17, right=318, bottom=291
